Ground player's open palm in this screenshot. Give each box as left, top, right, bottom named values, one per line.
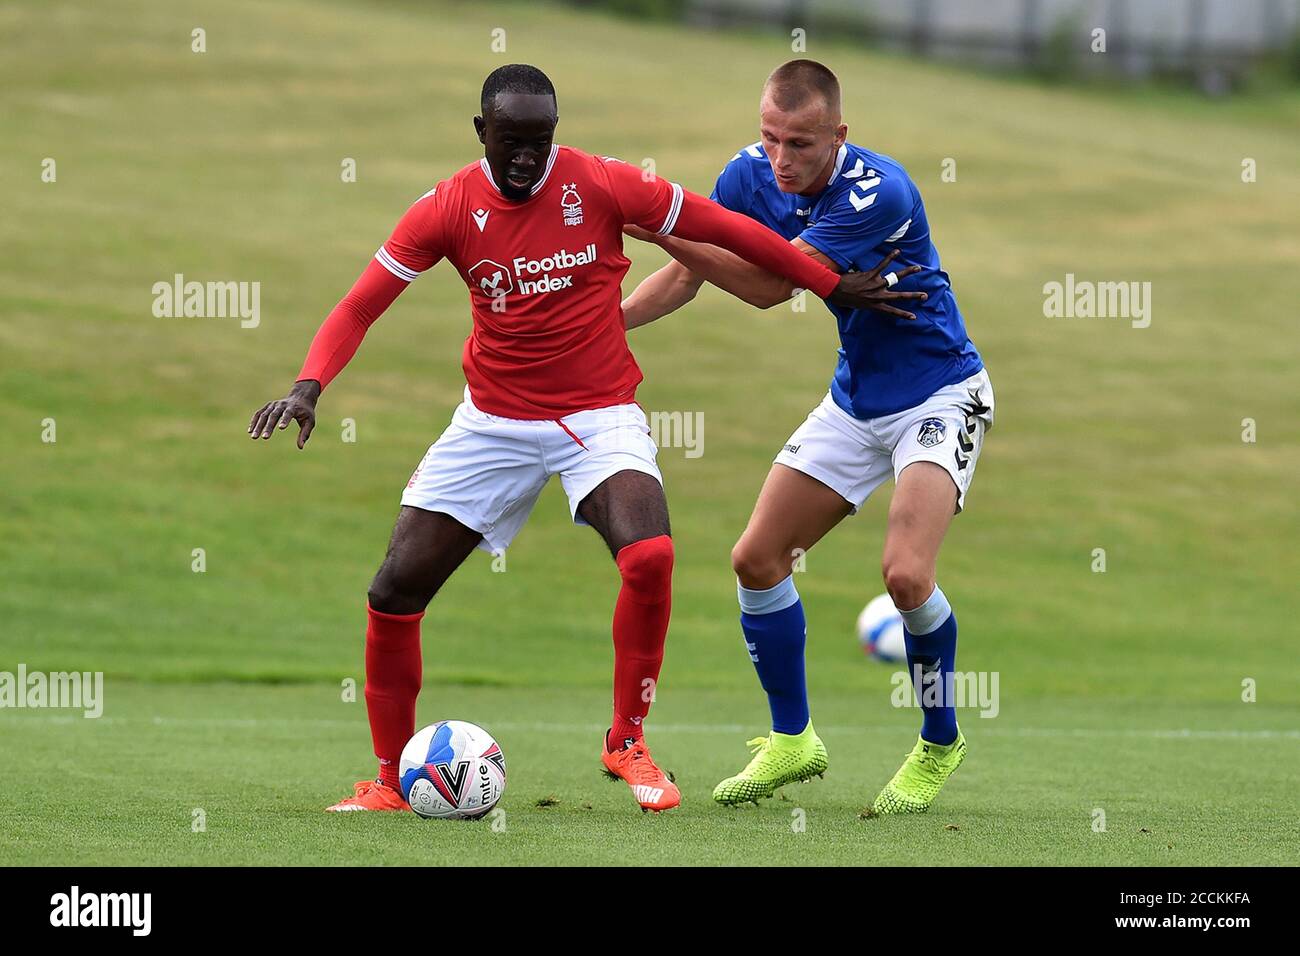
left=828, top=249, right=927, bottom=320
left=248, top=380, right=319, bottom=449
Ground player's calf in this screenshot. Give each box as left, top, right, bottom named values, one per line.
left=608, top=534, right=673, bottom=744
left=350, top=507, right=482, bottom=795
left=363, top=603, right=424, bottom=790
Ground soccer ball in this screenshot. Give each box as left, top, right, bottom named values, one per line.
left=399, top=720, right=506, bottom=820
left=856, top=593, right=907, bottom=663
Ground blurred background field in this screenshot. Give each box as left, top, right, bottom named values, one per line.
left=1, top=0, right=1297, bottom=865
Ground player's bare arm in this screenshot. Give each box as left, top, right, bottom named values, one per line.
left=624, top=222, right=800, bottom=309
left=622, top=220, right=803, bottom=309
left=629, top=183, right=926, bottom=318
left=630, top=228, right=925, bottom=320
left=620, top=255, right=704, bottom=329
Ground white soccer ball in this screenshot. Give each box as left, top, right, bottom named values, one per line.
left=399, top=720, right=506, bottom=820
left=856, top=593, right=907, bottom=663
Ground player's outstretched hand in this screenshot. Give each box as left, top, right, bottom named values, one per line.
left=248, top=380, right=320, bottom=449
left=826, top=249, right=926, bottom=320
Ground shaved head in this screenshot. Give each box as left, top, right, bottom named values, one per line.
left=762, top=59, right=841, bottom=120
left=480, top=63, right=557, bottom=116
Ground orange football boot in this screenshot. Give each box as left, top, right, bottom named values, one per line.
left=601, top=732, right=681, bottom=813
left=325, top=778, right=409, bottom=812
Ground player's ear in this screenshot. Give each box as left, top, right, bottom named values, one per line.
left=473, top=115, right=487, bottom=145
left=834, top=123, right=848, bottom=149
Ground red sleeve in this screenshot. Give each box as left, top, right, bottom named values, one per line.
left=601, top=157, right=837, bottom=297
left=297, top=188, right=448, bottom=390
left=296, top=259, right=410, bottom=389
left=600, top=157, right=683, bottom=234
left=375, top=188, right=448, bottom=280
left=669, top=190, right=839, bottom=299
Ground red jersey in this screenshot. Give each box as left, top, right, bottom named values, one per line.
left=298, top=144, right=839, bottom=419
left=380, top=146, right=682, bottom=418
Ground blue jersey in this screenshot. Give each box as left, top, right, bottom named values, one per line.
left=711, top=142, right=982, bottom=419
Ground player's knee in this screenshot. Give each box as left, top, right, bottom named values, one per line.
left=881, top=557, right=933, bottom=612
left=731, top=539, right=788, bottom=590
left=616, top=534, right=674, bottom=599
left=367, top=569, right=429, bottom=617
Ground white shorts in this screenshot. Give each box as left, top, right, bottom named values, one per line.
left=400, top=389, right=662, bottom=554
left=773, top=369, right=995, bottom=514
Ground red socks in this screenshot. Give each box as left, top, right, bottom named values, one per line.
left=608, top=535, right=674, bottom=748
left=364, top=603, right=424, bottom=789
left=362, top=536, right=671, bottom=783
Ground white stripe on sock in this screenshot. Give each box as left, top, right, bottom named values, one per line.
left=737, top=575, right=799, bottom=615
left=897, top=585, right=952, bottom=636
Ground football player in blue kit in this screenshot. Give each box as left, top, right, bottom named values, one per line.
left=621, top=59, right=994, bottom=813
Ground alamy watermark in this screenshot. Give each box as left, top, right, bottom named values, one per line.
left=1043, top=274, right=1151, bottom=328
left=606, top=406, right=704, bottom=458
left=152, top=273, right=260, bottom=328
left=890, top=666, right=999, bottom=718
left=0, top=665, right=103, bottom=718
left=50, top=886, right=150, bottom=936
left=647, top=410, right=703, bottom=458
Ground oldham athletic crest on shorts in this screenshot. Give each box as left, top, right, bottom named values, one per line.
left=917, top=417, right=947, bottom=448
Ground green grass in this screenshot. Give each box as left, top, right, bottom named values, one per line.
left=1, top=0, right=1298, bottom=865
left=4, top=683, right=1296, bottom=866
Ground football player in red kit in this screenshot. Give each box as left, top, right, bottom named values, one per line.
left=247, top=64, right=923, bottom=813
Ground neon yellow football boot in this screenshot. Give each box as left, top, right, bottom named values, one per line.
left=871, top=731, right=966, bottom=814
left=712, top=721, right=828, bottom=806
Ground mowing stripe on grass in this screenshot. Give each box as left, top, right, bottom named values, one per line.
left=8, top=714, right=1298, bottom=740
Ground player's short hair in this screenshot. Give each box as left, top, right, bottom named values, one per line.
left=762, top=59, right=841, bottom=117
left=480, top=64, right=557, bottom=115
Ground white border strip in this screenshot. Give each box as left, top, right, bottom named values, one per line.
left=657, top=182, right=684, bottom=236
left=374, top=245, right=421, bottom=282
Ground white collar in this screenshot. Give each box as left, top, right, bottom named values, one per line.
left=479, top=144, right=560, bottom=197
left=824, top=144, right=849, bottom=186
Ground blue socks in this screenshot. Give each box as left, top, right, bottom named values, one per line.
left=737, top=576, right=809, bottom=735
left=898, top=585, right=958, bottom=746
left=737, top=575, right=958, bottom=745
